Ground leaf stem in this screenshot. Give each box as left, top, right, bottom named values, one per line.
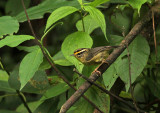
left=41, top=22, right=63, bottom=43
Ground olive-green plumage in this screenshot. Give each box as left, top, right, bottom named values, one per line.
left=72, top=46, right=119, bottom=65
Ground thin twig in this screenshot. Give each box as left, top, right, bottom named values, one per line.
left=151, top=10, right=157, bottom=58
left=21, top=0, right=103, bottom=112
left=144, top=99, right=160, bottom=110
left=126, top=45, right=139, bottom=113
left=21, top=0, right=36, bottom=38
left=16, top=90, right=32, bottom=113
left=80, top=11, right=85, bottom=32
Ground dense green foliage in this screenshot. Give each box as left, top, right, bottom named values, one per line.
left=0, top=0, right=160, bottom=113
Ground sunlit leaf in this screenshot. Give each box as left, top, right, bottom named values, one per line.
left=45, top=6, right=78, bottom=32
left=84, top=6, right=107, bottom=40
left=128, top=0, right=151, bottom=13
left=0, top=35, right=34, bottom=48
left=76, top=15, right=99, bottom=34
left=61, top=31, right=93, bottom=72
left=89, top=0, right=110, bottom=7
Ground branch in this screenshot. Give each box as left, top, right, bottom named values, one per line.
left=60, top=8, right=153, bottom=113
left=74, top=69, right=146, bottom=113
left=21, top=0, right=103, bottom=112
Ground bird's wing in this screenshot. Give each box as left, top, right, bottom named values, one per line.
left=85, top=46, right=119, bottom=61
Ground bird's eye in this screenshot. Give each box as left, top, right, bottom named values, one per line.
left=74, top=48, right=87, bottom=58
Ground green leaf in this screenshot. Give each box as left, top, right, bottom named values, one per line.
left=111, top=12, right=131, bottom=35
left=0, top=70, right=15, bottom=92
left=19, top=48, right=43, bottom=90
left=17, top=101, right=42, bottom=113
left=76, top=15, right=99, bottom=34
left=73, top=99, right=94, bottom=113
left=61, top=31, right=93, bottom=72
left=17, top=45, right=40, bottom=53
left=103, top=64, right=118, bottom=90
left=0, top=110, right=19, bottom=113
left=78, top=0, right=83, bottom=5
left=84, top=88, right=110, bottom=113
left=23, top=70, right=50, bottom=93
left=89, top=0, right=110, bottom=7
left=8, top=66, right=20, bottom=90
left=76, top=65, right=97, bottom=88
left=41, top=82, right=70, bottom=100
left=16, top=0, right=80, bottom=22
left=109, top=35, right=124, bottom=45
left=109, top=0, right=128, bottom=3
left=0, top=35, right=34, bottom=48
left=146, top=77, right=160, bottom=99
left=0, top=16, right=19, bottom=38
left=115, top=35, right=150, bottom=91
left=53, top=51, right=73, bottom=66
left=33, top=98, right=59, bottom=113
left=9, top=67, right=50, bottom=94
left=128, top=0, right=151, bottom=13
left=5, top=0, right=30, bottom=16
left=84, top=6, right=107, bottom=40
left=39, top=51, right=73, bottom=70
left=45, top=6, right=78, bottom=32
left=119, top=91, right=132, bottom=99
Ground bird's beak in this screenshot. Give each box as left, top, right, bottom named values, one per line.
left=70, top=54, right=74, bottom=56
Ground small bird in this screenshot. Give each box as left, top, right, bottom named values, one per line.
left=71, top=46, right=119, bottom=65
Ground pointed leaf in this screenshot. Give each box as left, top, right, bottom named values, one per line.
left=0, top=35, right=34, bottom=48
left=89, top=0, right=110, bottom=7
left=129, top=0, right=151, bottom=14
left=45, top=6, right=78, bottom=31
left=103, top=64, right=118, bottom=90
left=84, top=6, right=107, bottom=40
left=115, top=35, right=150, bottom=91
left=17, top=45, right=40, bottom=52
left=19, top=48, right=43, bottom=89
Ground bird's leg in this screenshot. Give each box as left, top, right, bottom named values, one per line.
left=91, top=60, right=109, bottom=76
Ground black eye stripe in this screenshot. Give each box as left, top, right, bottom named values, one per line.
left=77, top=50, right=86, bottom=55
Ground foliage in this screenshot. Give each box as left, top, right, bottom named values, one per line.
left=0, top=0, right=160, bottom=113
